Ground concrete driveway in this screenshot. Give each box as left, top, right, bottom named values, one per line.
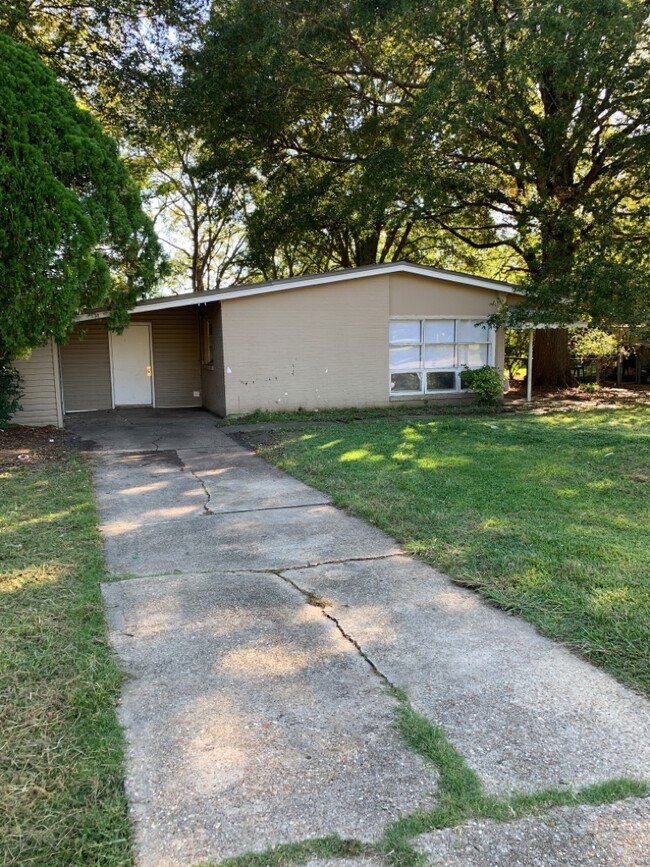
left=68, top=409, right=650, bottom=867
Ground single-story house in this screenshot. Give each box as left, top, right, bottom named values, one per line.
left=11, top=261, right=521, bottom=427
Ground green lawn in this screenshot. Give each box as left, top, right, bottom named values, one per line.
left=249, top=407, right=650, bottom=696
left=0, top=447, right=131, bottom=866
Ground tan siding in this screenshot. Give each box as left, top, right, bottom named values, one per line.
left=389, top=273, right=512, bottom=317
left=60, top=321, right=112, bottom=411
left=11, top=341, right=63, bottom=426
left=200, top=302, right=226, bottom=417
left=132, top=308, right=201, bottom=408
left=221, top=276, right=391, bottom=415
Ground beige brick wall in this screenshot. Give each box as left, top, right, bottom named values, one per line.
left=388, top=272, right=511, bottom=318
left=221, top=276, right=391, bottom=415
left=220, top=272, right=516, bottom=415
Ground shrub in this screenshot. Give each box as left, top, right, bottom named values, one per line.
left=460, top=365, right=504, bottom=407
left=569, top=329, right=618, bottom=382
left=0, top=354, right=23, bottom=429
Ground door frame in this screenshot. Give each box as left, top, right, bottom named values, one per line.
left=108, top=322, right=155, bottom=408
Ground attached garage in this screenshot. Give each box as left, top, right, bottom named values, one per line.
left=11, top=262, right=520, bottom=426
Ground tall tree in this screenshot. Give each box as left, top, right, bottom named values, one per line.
left=185, top=0, right=502, bottom=276
left=0, top=0, right=192, bottom=104
left=189, top=0, right=650, bottom=383
left=2, top=0, right=245, bottom=295
left=0, top=36, right=165, bottom=356
left=113, top=26, right=248, bottom=293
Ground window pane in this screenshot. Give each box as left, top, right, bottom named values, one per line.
left=426, top=371, right=456, bottom=391
left=390, top=345, right=421, bottom=369
left=458, top=343, right=489, bottom=368
left=424, top=320, right=455, bottom=343
left=458, top=319, right=489, bottom=343
left=424, top=344, right=455, bottom=369
left=390, top=372, right=422, bottom=393
left=389, top=320, right=420, bottom=344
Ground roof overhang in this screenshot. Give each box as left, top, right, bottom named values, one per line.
left=76, top=261, right=523, bottom=322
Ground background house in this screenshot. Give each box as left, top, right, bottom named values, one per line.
left=11, top=262, right=520, bottom=426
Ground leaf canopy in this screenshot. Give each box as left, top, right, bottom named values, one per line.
left=0, top=35, right=165, bottom=356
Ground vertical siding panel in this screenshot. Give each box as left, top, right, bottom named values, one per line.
left=131, top=308, right=202, bottom=408
left=199, top=302, right=226, bottom=417
left=60, top=321, right=112, bottom=411
left=11, top=341, right=62, bottom=426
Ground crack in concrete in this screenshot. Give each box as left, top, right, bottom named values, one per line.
left=105, top=553, right=404, bottom=582
left=115, top=412, right=136, bottom=427
left=276, top=570, right=395, bottom=690
left=280, top=553, right=403, bottom=572
left=173, top=450, right=214, bottom=515
left=190, top=468, right=214, bottom=515
left=202, top=501, right=330, bottom=516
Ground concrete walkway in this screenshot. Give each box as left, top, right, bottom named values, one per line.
left=68, top=410, right=650, bottom=867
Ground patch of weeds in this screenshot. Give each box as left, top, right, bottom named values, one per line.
left=210, top=686, right=650, bottom=867
left=380, top=691, right=649, bottom=867
left=205, top=835, right=370, bottom=867
left=305, top=591, right=331, bottom=608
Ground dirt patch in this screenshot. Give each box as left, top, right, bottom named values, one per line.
left=0, top=425, right=76, bottom=470
left=505, top=383, right=650, bottom=412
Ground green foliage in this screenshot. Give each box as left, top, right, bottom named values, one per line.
left=460, top=366, right=504, bottom=406
left=0, top=353, right=22, bottom=429
left=570, top=329, right=619, bottom=382
left=0, top=36, right=165, bottom=356
left=0, top=0, right=196, bottom=107
left=185, top=0, right=504, bottom=276
left=570, top=330, right=619, bottom=366
left=188, top=0, right=650, bottom=323
left=504, top=329, right=531, bottom=379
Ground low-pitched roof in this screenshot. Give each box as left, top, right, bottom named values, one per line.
left=78, top=260, right=521, bottom=321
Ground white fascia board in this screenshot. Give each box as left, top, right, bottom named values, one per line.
left=76, top=262, right=522, bottom=322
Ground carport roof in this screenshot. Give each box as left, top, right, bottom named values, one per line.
left=77, top=260, right=522, bottom=321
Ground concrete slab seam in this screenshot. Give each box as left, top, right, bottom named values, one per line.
left=106, top=554, right=406, bottom=582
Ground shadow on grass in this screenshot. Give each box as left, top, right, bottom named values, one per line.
left=0, top=456, right=131, bottom=867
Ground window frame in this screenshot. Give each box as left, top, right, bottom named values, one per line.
left=389, top=316, right=495, bottom=397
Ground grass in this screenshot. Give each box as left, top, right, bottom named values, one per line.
left=381, top=691, right=647, bottom=867
left=217, top=403, right=489, bottom=426
left=248, top=406, right=650, bottom=696
left=0, top=450, right=130, bottom=866
left=213, top=687, right=648, bottom=867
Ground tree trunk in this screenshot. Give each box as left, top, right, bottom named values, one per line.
left=532, top=329, right=574, bottom=388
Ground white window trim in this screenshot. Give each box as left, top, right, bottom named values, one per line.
left=389, top=316, right=496, bottom=397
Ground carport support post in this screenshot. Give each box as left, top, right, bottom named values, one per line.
left=527, top=328, right=534, bottom=403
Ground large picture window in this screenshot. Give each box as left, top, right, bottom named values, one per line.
left=389, top=318, right=493, bottom=395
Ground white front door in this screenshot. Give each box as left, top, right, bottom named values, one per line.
left=111, top=324, right=153, bottom=406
